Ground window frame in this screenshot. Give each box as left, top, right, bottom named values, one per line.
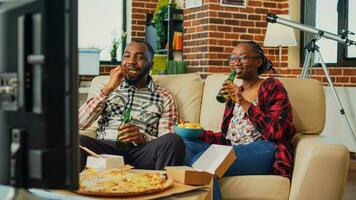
left=300, top=0, right=356, bottom=67
left=78, top=0, right=127, bottom=65
left=99, top=0, right=127, bottom=65
left=220, top=0, right=247, bottom=8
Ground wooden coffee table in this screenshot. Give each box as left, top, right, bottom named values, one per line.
left=52, top=186, right=211, bottom=200
left=50, top=169, right=212, bottom=200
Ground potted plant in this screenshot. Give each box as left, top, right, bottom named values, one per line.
left=110, top=32, right=127, bottom=63
left=153, top=0, right=169, bottom=49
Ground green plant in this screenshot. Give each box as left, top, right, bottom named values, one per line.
left=153, top=0, right=169, bottom=49
left=110, top=32, right=127, bottom=61
left=154, top=0, right=168, bottom=15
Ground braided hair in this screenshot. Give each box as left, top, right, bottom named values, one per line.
left=236, top=41, right=275, bottom=75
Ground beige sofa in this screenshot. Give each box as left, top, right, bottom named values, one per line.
left=81, top=73, right=350, bottom=200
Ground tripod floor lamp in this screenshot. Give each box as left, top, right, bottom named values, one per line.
left=264, top=14, right=297, bottom=72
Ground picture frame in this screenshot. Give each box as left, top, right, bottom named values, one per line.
left=220, top=0, right=248, bottom=8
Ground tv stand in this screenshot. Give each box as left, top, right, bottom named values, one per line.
left=0, top=186, right=40, bottom=200
left=13, top=188, right=40, bottom=200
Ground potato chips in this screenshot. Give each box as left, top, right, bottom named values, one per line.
left=177, top=122, right=202, bottom=129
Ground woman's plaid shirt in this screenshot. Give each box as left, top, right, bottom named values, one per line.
left=79, top=77, right=178, bottom=142
left=199, top=78, right=295, bottom=178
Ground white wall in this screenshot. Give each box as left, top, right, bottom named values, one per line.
left=322, top=86, right=356, bottom=152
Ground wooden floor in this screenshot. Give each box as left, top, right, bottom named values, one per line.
left=344, top=154, right=356, bottom=200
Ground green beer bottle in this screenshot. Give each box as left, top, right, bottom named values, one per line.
left=216, top=70, right=237, bottom=103
left=116, top=107, right=132, bottom=151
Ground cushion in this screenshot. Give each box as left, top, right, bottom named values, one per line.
left=220, top=175, right=290, bottom=200
left=279, top=78, right=325, bottom=135
left=86, top=76, right=109, bottom=130
left=153, top=73, right=204, bottom=124
left=200, top=74, right=242, bottom=132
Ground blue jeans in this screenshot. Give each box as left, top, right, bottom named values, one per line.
left=184, top=139, right=276, bottom=200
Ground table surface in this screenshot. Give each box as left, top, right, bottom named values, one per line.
left=52, top=168, right=212, bottom=200
left=52, top=187, right=211, bottom=200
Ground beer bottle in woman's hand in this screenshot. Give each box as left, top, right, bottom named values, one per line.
left=216, top=70, right=236, bottom=103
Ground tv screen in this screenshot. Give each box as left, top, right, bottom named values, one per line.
left=0, top=0, right=79, bottom=190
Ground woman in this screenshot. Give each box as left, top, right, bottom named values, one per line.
left=184, top=41, right=295, bottom=199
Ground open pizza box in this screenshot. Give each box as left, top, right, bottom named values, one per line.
left=166, top=144, right=236, bottom=186
left=86, top=154, right=125, bottom=170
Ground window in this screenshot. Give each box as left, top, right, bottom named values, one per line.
left=301, top=0, right=356, bottom=66
left=220, top=0, right=247, bottom=8
left=346, top=0, right=356, bottom=58
left=78, top=0, right=126, bottom=63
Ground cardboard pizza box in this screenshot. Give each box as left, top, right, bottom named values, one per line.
left=166, top=144, right=236, bottom=185
left=86, top=154, right=124, bottom=170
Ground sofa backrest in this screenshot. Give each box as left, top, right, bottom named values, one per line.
left=200, top=74, right=326, bottom=135
left=152, top=73, right=204, bottom=123
left=86, top=74, right=326, bottom=135
left=85, top=74, right=204, bottom=129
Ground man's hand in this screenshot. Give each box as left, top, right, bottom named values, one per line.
left=118, top=123, right=145, bottom=144
left=102, top=66, right=128, bottom=96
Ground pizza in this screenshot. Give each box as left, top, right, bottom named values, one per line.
left=77, top=166, right=174, bottom=196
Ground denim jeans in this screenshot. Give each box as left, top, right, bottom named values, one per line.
left=184, top=139, right=276, bottom=200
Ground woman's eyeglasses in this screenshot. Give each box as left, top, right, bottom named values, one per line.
left=228, top=55, right=260, bottom=64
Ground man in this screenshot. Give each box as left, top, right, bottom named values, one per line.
left=79, top=41, right=185, bottom=170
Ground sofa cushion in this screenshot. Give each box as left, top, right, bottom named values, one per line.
left=86, top=76, right=109, bottom=130
left=152, top=73, right=204, bottom=124
left=220, top=175, right=290, bottom=200
left=200, top=74, right=242, bottom=132
left=200, top=74, right=325, bottom=135
left=279, top=78, right=325, bottom=135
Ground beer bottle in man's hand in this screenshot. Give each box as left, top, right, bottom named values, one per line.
left=116, top=107, right=131, bottom=151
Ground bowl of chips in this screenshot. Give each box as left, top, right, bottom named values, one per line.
left=174, top=122, right=203, bottom=140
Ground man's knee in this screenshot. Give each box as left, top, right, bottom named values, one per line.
left=80, top=134, right=95, bottom=146
left=159, top=134, right=185, bottom=151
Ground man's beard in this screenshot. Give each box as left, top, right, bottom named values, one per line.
left=125, top=65, right=150, bottom=85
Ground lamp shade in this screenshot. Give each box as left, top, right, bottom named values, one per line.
left=78, top=48, right=100, bottom=75
left=264, top=15, right=297, bottom=47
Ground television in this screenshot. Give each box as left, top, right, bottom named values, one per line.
left=0, top=0, right=79, bottom=193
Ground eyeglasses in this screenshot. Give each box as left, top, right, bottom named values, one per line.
left=228, top=55, right=260, bottom=64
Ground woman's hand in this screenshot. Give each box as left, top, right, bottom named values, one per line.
left=222, top=82, right=251, bottom=111
left=118, top=123, right=145, bottom=144
left=102, top=66, right=128, bottom=95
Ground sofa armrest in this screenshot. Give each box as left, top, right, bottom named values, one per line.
left=79, top=128, right=97, bottom=138
left=289, top=134, right=349, bottom=200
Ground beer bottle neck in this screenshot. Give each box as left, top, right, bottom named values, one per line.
left=123, top=107, right=132, bottom=123
left=227, top=70, right=236, bottom=81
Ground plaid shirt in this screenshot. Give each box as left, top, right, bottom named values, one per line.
left=199, top=78, right=295, bottom=177
left=79, top=76, right=178, bottom=142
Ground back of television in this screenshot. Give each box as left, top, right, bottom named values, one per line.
left=0, top=1, right=79, bottom=197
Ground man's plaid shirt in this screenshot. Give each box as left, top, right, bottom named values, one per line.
left=79, top=76, right=178, bottom=142
left=199, top=78, right=295, bottom=178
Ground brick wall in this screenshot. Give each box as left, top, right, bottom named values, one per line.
left=127, top=0, right=356, bottom=86
left=131, top=0, right=157, bottom=40
left=79, top=66, right=113, bottom=82
left=183, top=0, right=289, bottom=73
